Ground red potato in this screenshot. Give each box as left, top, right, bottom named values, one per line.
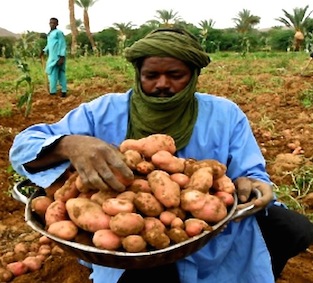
left=123, top=149, right=143, bottom=170
left=127, top=178, right=151, bottom=193
left=212, top=174, right=236, bottom=194
left=14, top=242, right=28, bottom=255
left=102, top=198, right=134, bottom=216
left=151, top=150, right=185, bottom=173
left=66, top=198, right=111, bottom=232
left=167, top=207, right=187, bottom=220
left=31, top=196, right=53, bottom=218
left=122, top=235, right=147, bottom=253
left=184, top=218, right=212, bottom=237
left=38, top=245, right=51, bottom=257
left=47, top=220, right=78, bottom=240
left=0, top=267, right=13, bottom=282
left=184, top=158, right=226, bottom=179
left=166, top=227, right=189, bottom=244
left=142, top=227, right=171, bottom=249
left=54, top=172, right=80, bottom=202
left=92, top=229, right=122, bottom=250
left=148, top=170, right=181, bottom=208
left=180, top=189, right=206, bottom=212
left=116, top=191, right=136, bottom=202
left=45, top=199, right=68, bottom=227
left=170, top=173, right=190, bottom=188
left=159, top=211, right=177, bottom=226
left=142, top=217, right=166, bottom=233
left=214, top=191, right=235, bottom=206
left=22, top=256, right=43, bottom=271
left=134, top=192, right=164, bottom=217
left=191, top=194, right=227, bottom=223
left=185, top=167, right=213, bottom=193
left=90, top=190, right=119, bottom=205
left=110, top=212, right=145, bottom=237
left=6, top=261, right=28, bottom=277
left=170, top=217, right=184, bottom=229
left=119, top=134, right=176, bottom=158
left=136, top=160, right=155, bottom=175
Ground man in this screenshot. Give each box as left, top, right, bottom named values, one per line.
left=10, top=28, right=313, bottom=282
left=40, top=17, right=67, bottom=97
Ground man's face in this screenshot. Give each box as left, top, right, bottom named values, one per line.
left=140, top=57, right=192, bottom=97
left=49, top=19, right=58, bottom=30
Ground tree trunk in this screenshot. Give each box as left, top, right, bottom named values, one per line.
left=294, top=31, right=304, bottom=51
left=83, top=9, right=97, bottom=54
left=68, top=0, right=78, bottom=56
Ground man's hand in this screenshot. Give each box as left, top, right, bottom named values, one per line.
left=234, top=177, right=274, bottom=217
left=57, top=135, right=134, bottom=192
left=57, top=56, right=65, bottom=65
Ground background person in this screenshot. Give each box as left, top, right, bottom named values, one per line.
left=40, top=17, right=67, bottom=97
left=10, top=27, right=313, bottom=283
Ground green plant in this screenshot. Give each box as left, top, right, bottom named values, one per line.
left=273, top=165, right=313, bottom=221
left=299, top=89, right=313, bottom=108
left=15, top=57, right=34, bottom=117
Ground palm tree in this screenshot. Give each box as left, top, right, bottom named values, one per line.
left=154, top=9, right=181, bottom=27
left=113, top=22, right=135, bottom=54
left=276, top=5, right=313, bottom=51
left=198, top=19, right=215, bottom=50
left=75, top=0, right=98, bottom=53
left=66, top=19, right=85, bottom=32
left=69, top=0, right=78, bottom=55
left=232, top=9, right=260, bottom=34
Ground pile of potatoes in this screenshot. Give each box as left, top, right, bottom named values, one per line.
left=31, top=134, right=236, bottom=253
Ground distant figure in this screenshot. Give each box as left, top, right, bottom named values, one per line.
left=40, top=18, right=67, bottom=97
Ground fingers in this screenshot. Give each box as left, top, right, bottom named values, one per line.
left=234, top=177, right=252, bottom=203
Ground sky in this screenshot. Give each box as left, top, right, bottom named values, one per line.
left=0, top=0, right=312, bottom=34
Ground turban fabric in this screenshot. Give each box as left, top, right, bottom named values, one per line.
left=124, top=28, right=210, bottom=150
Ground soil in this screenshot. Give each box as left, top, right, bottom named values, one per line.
left=0, top=71, right=313, bottom=282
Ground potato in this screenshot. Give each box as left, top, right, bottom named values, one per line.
left=6, top=261, right=28, bottom=277
left=0, top=267, right=13, bottom=282
left=184, top=158, right=226, bottom=179
left=110, top=212, right=144, bottom=236
left=31, top=196, right=53, bottom=218
left=212, top=174, right=236, bottom=194
left=102, top=198, right=134, bottom=216
left=142, top=227, right=170, bottom=249
left=170, top=173, right=190, bottom=188
left=133, top=192, right=164, bottom=217
left=136, top=160, right=155, bottom=175
left=66, top=198, right=111, bottom=232
left=122, top=235, right=147, bottom=253
left=214, top=191, right=235, bottom=206
left=45, top=199, right=68, bottom=227
left=184, top=218, right=212, bottom=237
left=159, top=211, right=177, bottom=226
left=116, top=191, right=136, bottom=202
left=151, top=150, right=185, bottom=173
left=22, top=256, right=43, bottom=271
left=92, top=229, right=122, bottom=250
left=191, top=194, right=227, bottom=223
left=127, top=178, right=151, bottom=193
left=148, top=170, right=180, bottom=208
left=170, top=217, right=184, bottom=229
left=166, top=227, right=189, bottom=244
left=90, top=190, right=119, bottom=205
left=123, top=149, right=143, bottom=170
left=142, top=217, right=166, bottom=233
left=180, top=189, right=206, bottom=212
left=54, top=172, right=80, bottom=202
left=184, top=167, right=213, bottom=193
left=47, top=220, right=78, bottom=240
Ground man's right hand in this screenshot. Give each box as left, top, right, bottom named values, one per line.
left=59, top=135, right=134, bottom=192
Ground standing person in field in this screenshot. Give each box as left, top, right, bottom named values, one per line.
left=10, top=27, right=313, bottom=282
left=40, top=17, right=67, bottom=97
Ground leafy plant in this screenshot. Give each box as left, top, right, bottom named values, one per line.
left=273, top=165, right=313, bottom=221
left=15, top=57, right=34, bottom=117
left=299, top=89, right=313, bottom=108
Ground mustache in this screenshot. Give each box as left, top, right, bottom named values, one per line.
left=148, top=89, right=175, bottom=97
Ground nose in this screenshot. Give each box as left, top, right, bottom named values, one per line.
left=155, top=75, right=170, bottom=89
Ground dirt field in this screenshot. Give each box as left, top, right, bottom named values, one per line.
left=0, top=64, right=313, bottom=282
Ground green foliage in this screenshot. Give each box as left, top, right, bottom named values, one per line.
left=274, top=165, right=313, bottom=221
left=14, top=57, right=34, bottom=117
left=299, top=89, right=313, bottom=107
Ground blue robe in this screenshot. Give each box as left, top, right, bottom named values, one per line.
left=9, top=91, right=275, bottom=283
left=43, top=28, right=67, bottom=93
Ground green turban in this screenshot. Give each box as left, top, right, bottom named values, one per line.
left=124, top=28, right=211, bottom=150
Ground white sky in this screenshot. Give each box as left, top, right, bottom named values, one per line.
left=1, top=0, right=312, bottom=34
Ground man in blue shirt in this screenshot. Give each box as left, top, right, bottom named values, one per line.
left=10, top=27, right=313, bottom=282
left=40, top=17, right=67, bottom=97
